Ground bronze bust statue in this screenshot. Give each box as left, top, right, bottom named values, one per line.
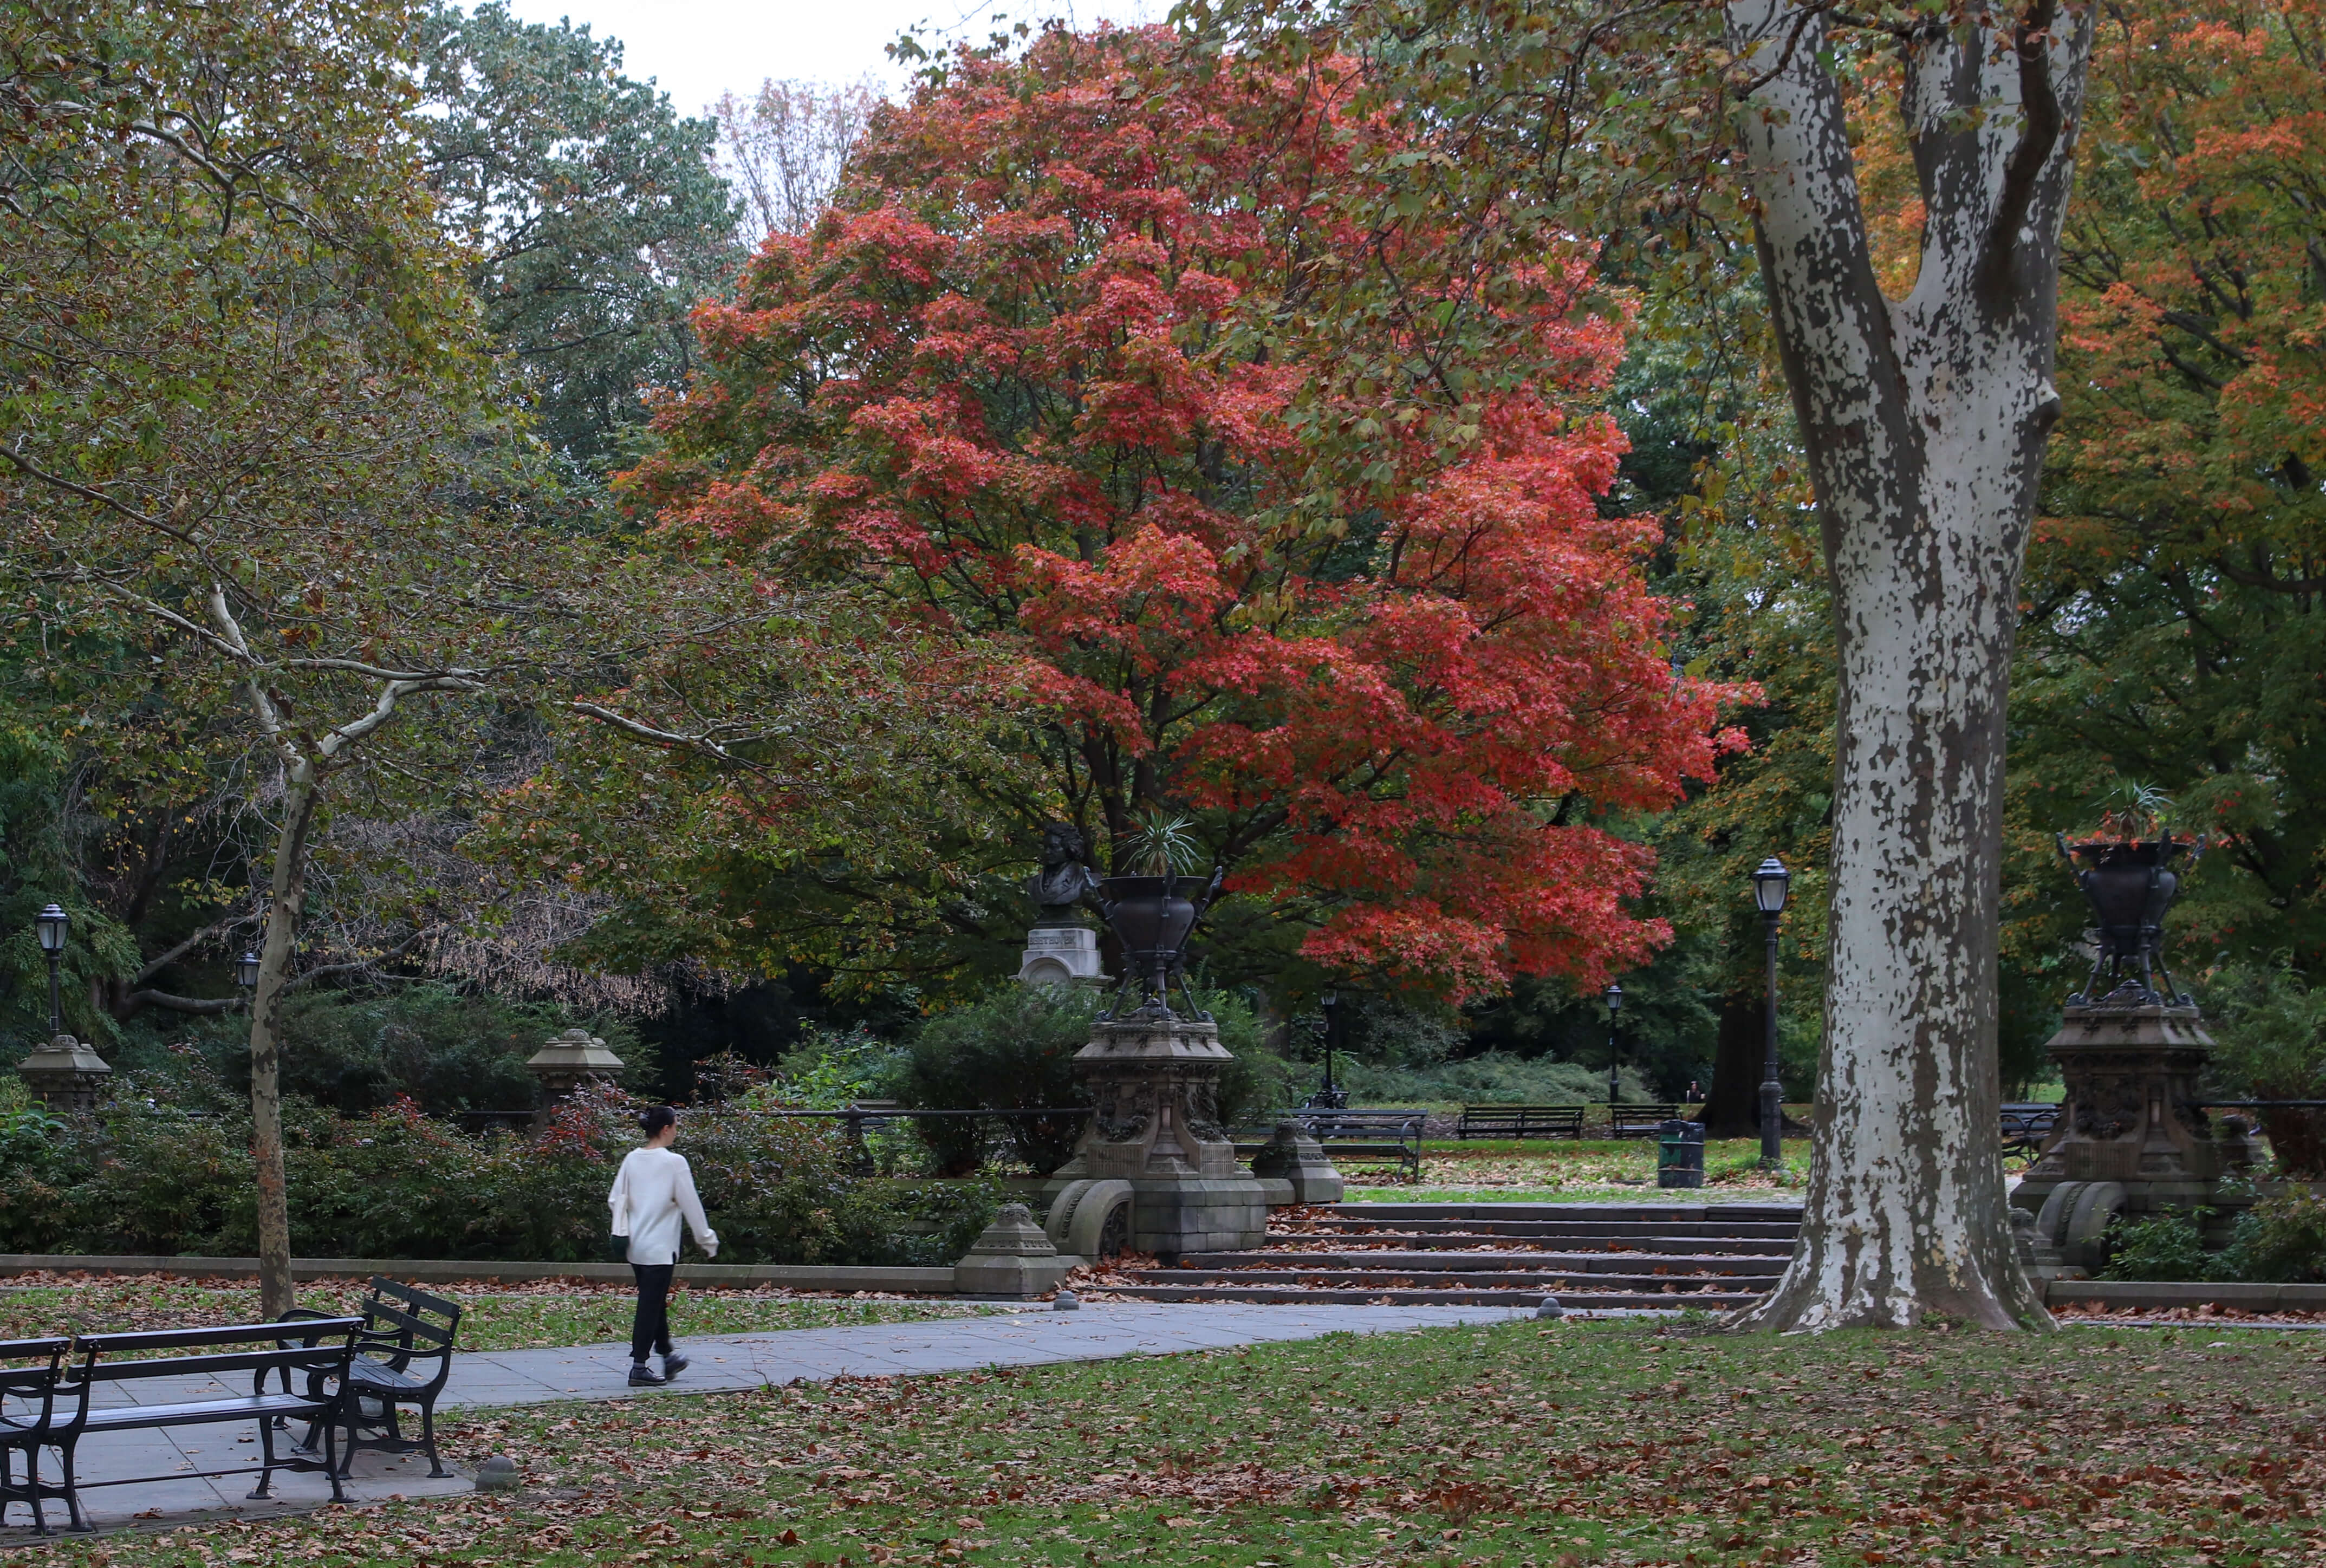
left=1028, top=821, right=1099, bottom=925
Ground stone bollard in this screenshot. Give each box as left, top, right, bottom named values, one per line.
left=954, top=1203, right=1080, bottom=1300
left=524, top=1028, right=626, bottom=1125
left=475, top=1455, right=521, bottom=1493
left=17, top=1033, right=112, bottom=1111
left=1246, top=1120, right=1345, bottom=1205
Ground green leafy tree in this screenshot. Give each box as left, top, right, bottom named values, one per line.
left=418, top=2, right=739, bottom=472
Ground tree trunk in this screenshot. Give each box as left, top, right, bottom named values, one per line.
left=250, top=763, right=319, bottom=1320
left=1721, top=0, right=2091, bottom=1330
left=1701, top=990, right=1763, bottom=1139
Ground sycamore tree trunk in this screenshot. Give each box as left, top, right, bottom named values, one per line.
left=249, top=763, right=319, bottom=1320
left=1722, top=0, right=2092, bottom=1330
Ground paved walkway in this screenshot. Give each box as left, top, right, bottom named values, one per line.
left=1, top=1300, right=1551, bottom=1537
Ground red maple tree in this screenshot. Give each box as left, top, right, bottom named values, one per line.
left=625, top=27, right=1749, bottom=998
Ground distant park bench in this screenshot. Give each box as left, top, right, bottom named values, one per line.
left=1237, top=1109, right=1427, bottom=1183
left=2000, top=1102, right=2061, bottom=1166
left=1609, top=1103, right=1686, bottom=1139
left=1454, top=1104, right=1586, bottom=1141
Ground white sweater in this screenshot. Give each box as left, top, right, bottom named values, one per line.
left=607, top=1147, right=718, bottom=1266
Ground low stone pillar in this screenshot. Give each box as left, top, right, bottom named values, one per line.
left=17, top=1033, right=112, bottom=1111
left=524, top=1028, right=626, bottom=1124
left=1248, top=1120, right=1344, bottom=1205
left=954, top=1203, right=1079, bottom=1299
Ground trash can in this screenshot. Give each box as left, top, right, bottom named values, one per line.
left=1656, top=1118, right=1706, bottom=1188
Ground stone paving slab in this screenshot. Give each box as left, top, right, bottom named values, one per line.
left=0, top=1300, right=1561, bottom=1539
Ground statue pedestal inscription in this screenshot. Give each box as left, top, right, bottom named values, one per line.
left=1017, top=923, right=1107, bottom=987
left=1045, top=1014, right=1267, bottom=1259
left=2012, top=1001, right=2262, bottom=1270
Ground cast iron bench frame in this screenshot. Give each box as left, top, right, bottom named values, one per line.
left=0, top=1337, right=70, bottom=1533
left=2000, top=1102, right=2061, bottom=1166
left=5, top=1317, right=361, bottom=1533
left=1609, top=1103, right=1686, bottom=1139
left=1454, top=1104, right=1587, bottom=1140
left=284, top=1278, right=460, bottom=1478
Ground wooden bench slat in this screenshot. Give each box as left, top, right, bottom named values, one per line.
left=77, top=1393, right=326, bottom=1431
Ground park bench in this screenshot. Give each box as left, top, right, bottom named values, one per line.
left=1609, top=1103, right=1686, bottom=1139
left=2000, top=1102, right=2061, bottom=1166
left=1238, top=1109, right=1427, bottom=1183
left=284, top=1277, right=460, bottom=1479
left=1454, top=1104, right=1587, bottom=1140
left=7, top=1317, right=362, bottom=1532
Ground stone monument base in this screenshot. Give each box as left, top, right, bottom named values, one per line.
left=2011, top=1000, right=2263, bottom=1272
left=1047, top=1012, right=1268, bottom=1260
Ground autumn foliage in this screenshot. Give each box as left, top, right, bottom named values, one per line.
left=626, top=28, right=1746, bottom=998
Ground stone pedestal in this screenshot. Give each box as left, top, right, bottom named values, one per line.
left=1046, top=1013, right=1268, bottom=1259
left=1248, top=1121, right=1344, bottom=1205
left=1016, top=922, right=1108, bottom=987
left=16, top=1033, right=111, bottom=1111
left=2012, top=1001, right=2262, bottom=1267
left=953, top=1203, right=1080, bottom=1299
left=524, top=1028, right=626, bottom=1125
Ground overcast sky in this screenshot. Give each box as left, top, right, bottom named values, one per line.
left=499, top=0, right=1165, bottom=119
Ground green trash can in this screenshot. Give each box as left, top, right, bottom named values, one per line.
left=1656, top=1118, right=1706, bottom=1188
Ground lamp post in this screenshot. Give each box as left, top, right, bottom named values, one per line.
left=34, top=904, right=68, bottom=1036
left=1603, top=981, right=1624, bottom=1114
left=1306, top=992, right=1348, bottom=1111
left=22, top=904, right=108, bottom=1109
left=235, top=949, right=261, bottom=998
left=1751, top=857, right=1791, bottom=1170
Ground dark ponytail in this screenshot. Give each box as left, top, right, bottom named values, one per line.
left=638, top=1105, right=677, bottom=1138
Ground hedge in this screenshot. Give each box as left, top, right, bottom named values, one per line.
left=0, top=1084, right=997, bottom=1267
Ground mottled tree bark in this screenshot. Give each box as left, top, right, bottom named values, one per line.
left=1722, top=0, right=2092, bottom=1330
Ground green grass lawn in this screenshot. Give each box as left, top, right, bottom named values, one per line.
left=43, top=1316, right=2326, bottom=1566
left=1343, top=1138, right=1814, bottom=1203
left=0, top=1276, right=998, bottom=1351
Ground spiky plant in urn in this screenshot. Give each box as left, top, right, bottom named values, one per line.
left=1041, top=810, right=1275, bottom=1261
left=2012, top=786, right=2260, bottom=1278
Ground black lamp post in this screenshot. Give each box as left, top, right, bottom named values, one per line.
left=235, top=950, right=262, bottom=995
left=1307, top=992, right=1348, bottom=1111
left=1603, top=981, right=1624, bottom=1112
left=1751, top=857, right=1791, bottom=1170
left=34, top=903, right=68, bottom=1037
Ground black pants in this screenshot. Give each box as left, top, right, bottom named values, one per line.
left=630, top=1262, right=674, bottom=1362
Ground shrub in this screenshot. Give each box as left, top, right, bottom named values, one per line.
left=2217, top=1189, right=2326, bottom=1284
left=174, top=983, right=634, bottom=1118
left=2099, top=1210, right=2212, bottom=1282
left=901, top=987, right=1102, bottom=1175
left=1340, top=1051, right=1651, bottom=1107
left=2205, top=965, right=2326, bottom=1177
left=0, top=1080, right=994, bottom=1265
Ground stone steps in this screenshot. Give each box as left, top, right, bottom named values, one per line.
left=1172, top=1249, right=1788, bottom=1277
left=1126, top=1267, right=1762, bottom=1293
left=1257, top=1232, right=1795, bottom=1256
left=1115, top=1200, right=1798, bottom=1310
left=1101, top=1284, right=1766, bottom=1309
left=1291, top=1218, right=1801, bottom=1241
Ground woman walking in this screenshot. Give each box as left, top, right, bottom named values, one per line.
left=607, top=1105, right=718, bottom=1386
